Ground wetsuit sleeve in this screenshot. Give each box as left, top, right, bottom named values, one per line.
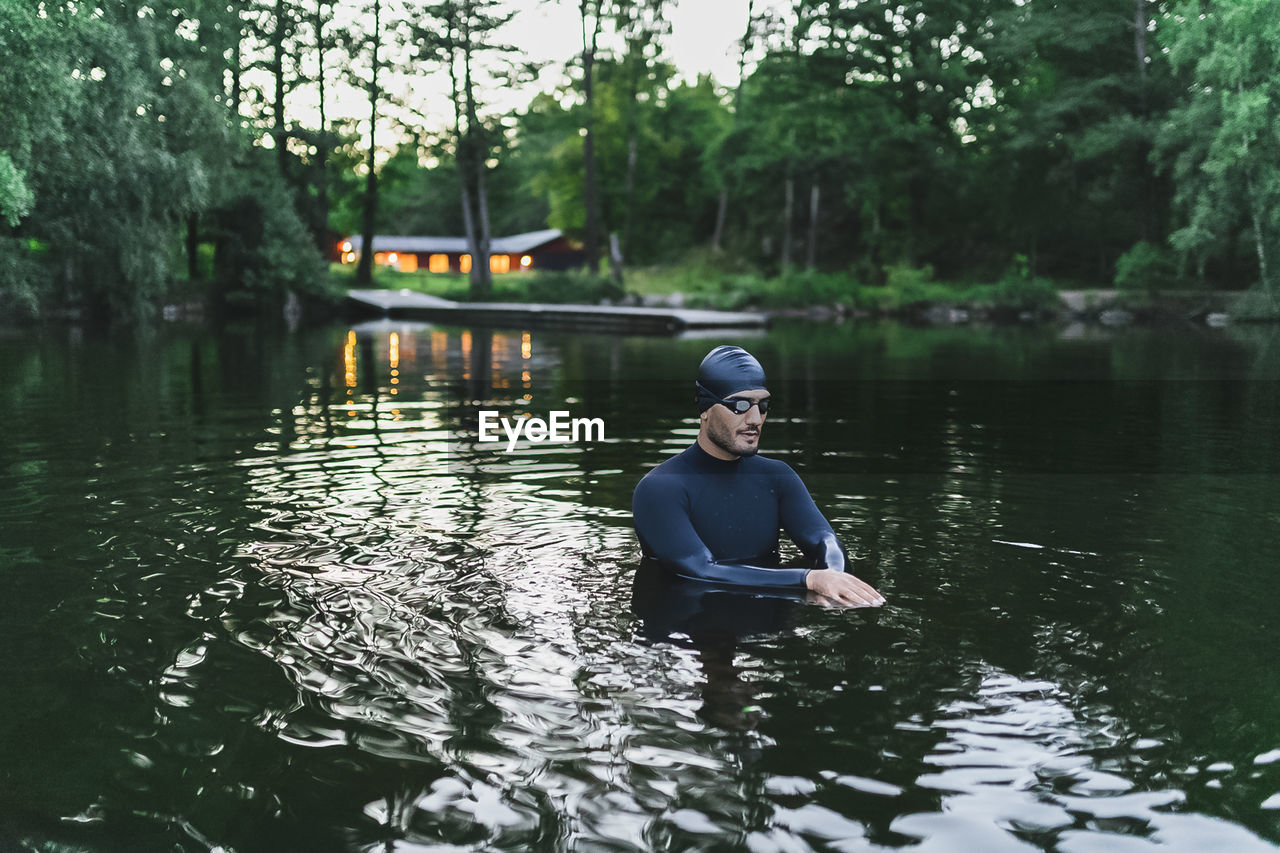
left=633, top=475, right=811, bottom=589
left=776, top=463, right=847, bottom=573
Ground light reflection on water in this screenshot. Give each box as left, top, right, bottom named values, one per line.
left=3, top=320, right=1280, bottom=851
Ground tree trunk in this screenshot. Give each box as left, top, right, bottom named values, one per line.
left=462, top=2, right=492, bottom=299
left=446, top=14, right=481, bottom=298
left=711, top=189, right=729, bottom=253
left=272, top=0, right=288, bottom=173
left=711, top=0, right=755, bottom=253
left=805, top=181, right=819, bottom=270
left=781, top=175, right=795, bottom=272
left=315, top=1, right=329, bottom=239
left=581, top=2, right=603, bottom=272
left=1134, top=0, right=1147, bottom=87
left=1245, top=168, right=1275, bottom=306
left=231, top=18, right=242, bottom=117
left=622, top=128, right=638, bottom=265
left=609, top=232, right=624, bottom=287
left=620, top=32, right=642, bottom=266
left=354, top=0, right=380, bottom=288
left=474, top=154, right=494, bottom=298
left=187, top=215, right=199, bottom=281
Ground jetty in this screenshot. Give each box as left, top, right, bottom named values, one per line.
left=345, top=289, right=769, bottom=334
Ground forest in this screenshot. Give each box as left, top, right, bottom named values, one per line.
left=3, top=0, right=1280, bottom=322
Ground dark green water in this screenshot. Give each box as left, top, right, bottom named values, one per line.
left=3, top=319, right=1280, bottom=852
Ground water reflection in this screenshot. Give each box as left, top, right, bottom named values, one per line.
left=5, top=323, right=1280, bottom=850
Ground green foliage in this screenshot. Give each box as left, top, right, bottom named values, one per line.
left=518, top=70, right=729, bottom=264
left=526, top=270, right=623, bottom=304
left=212, top=151, right=329, bottom=311
left=1115, top=241, right=1178, bottom=293
left=0, top=153, right=34, bottom=228
left=337, top=266, right=620, bottom=305
left=1230, top=287, right=1280, bottom=321
left=1159, top=0, right=1280, bottom=300
left=5, top=0, right=1280, bottom=321
left=0, top=0, right=331, bottom=322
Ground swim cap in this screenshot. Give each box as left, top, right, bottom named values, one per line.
left=695, top=345, right=767, bottom=411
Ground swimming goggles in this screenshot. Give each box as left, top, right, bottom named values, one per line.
left=715, top=397, right=770, bottom=415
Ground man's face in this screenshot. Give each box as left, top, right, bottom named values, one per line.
left=701, top=389, right=770, bottom=458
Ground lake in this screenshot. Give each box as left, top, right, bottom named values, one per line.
left=2, top=319, right=1280, bottom=851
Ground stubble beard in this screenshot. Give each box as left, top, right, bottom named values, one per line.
left=707, top=415, right=762, bottom=458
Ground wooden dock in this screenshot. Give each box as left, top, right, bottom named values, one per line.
left=345, top=289, right=769, bottom=334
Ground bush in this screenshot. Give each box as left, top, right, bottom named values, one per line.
left=211, top=152, right=328, bottom=313
left=527, top=270, right=623, bottom=304
left=1115, top=241, right=1177, bottom=293
left=1231, top=287, right=1280, bottom=321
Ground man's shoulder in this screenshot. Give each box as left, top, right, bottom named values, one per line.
left=744, top=452, right=799, bottom=477
left=633, top=448, right=695, bottom=497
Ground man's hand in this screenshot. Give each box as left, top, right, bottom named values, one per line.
left=805, top=569, right=885, bottom=607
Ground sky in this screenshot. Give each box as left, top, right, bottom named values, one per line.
left=507, top=0, right=779, bottom=85
left=284, top=0, right=789, bottom=151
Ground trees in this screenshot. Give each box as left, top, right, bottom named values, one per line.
left=408, top=0, right=517, bottom=299
left=0, top=1, right=221, bottom=320
left=1159, top=0, right=1280, bottom=305
left=352, top=0, right=387, bottom=288
left=577, top=0, right=607, bottom=274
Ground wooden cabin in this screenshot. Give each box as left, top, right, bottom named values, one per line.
left=338, top=229, right=582, bottom=274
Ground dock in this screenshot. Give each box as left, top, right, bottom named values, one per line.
left=345, top=289, right=769, bottom=334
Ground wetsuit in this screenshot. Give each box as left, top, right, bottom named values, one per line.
left=632, top=441, right=846, bottom=588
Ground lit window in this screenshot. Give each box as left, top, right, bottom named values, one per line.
left=490, top=254, right=510, bottom=273
left=397, top=254, right=418, bottom=273
left=428, top=254, right=449, bottom=273
left=460, top=254, right=472, bottom=273
left=520, top=255, right=532, bottom=269
left=374, top=252, right=388, bottom=265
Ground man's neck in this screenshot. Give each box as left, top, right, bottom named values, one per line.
left=696, top=431, right=739, bottom=461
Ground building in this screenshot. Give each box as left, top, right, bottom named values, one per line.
left=338, top=229, right=581, bottom=274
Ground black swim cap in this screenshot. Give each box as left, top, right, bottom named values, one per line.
left=695, top=345, right=767, bottom=411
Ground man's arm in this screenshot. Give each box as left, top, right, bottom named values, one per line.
left=633, top=476, right=810, bottom=588
left=776, top=464, right=886, bottom=607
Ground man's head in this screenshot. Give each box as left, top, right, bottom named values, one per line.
left=695, top=345, right=770, bottom=459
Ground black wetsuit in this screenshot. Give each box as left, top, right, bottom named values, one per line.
left=632, top=442, right=846, bottom=588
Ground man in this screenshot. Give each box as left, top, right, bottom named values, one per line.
left=632, top=345, right=885, bottom=608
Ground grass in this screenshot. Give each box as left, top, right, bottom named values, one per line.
left=330, top=252, right=1067, bottom=315
left=330, top=263, right=624, bottom=304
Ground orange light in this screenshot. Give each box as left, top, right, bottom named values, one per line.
left=490, top=254, right=511, bottom=273
left=428, top=253, right=449, bottom=273
left=460, top=254, right=472, bottom=273
left=344, top=330, right=357, bottom=388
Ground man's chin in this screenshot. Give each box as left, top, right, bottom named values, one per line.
left=736, top=436, right=761, bottom=456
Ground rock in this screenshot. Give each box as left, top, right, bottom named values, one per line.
left=1099, top=308, right=1134, bottom=326
left=1206, top=312, right=1229, bottom=327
